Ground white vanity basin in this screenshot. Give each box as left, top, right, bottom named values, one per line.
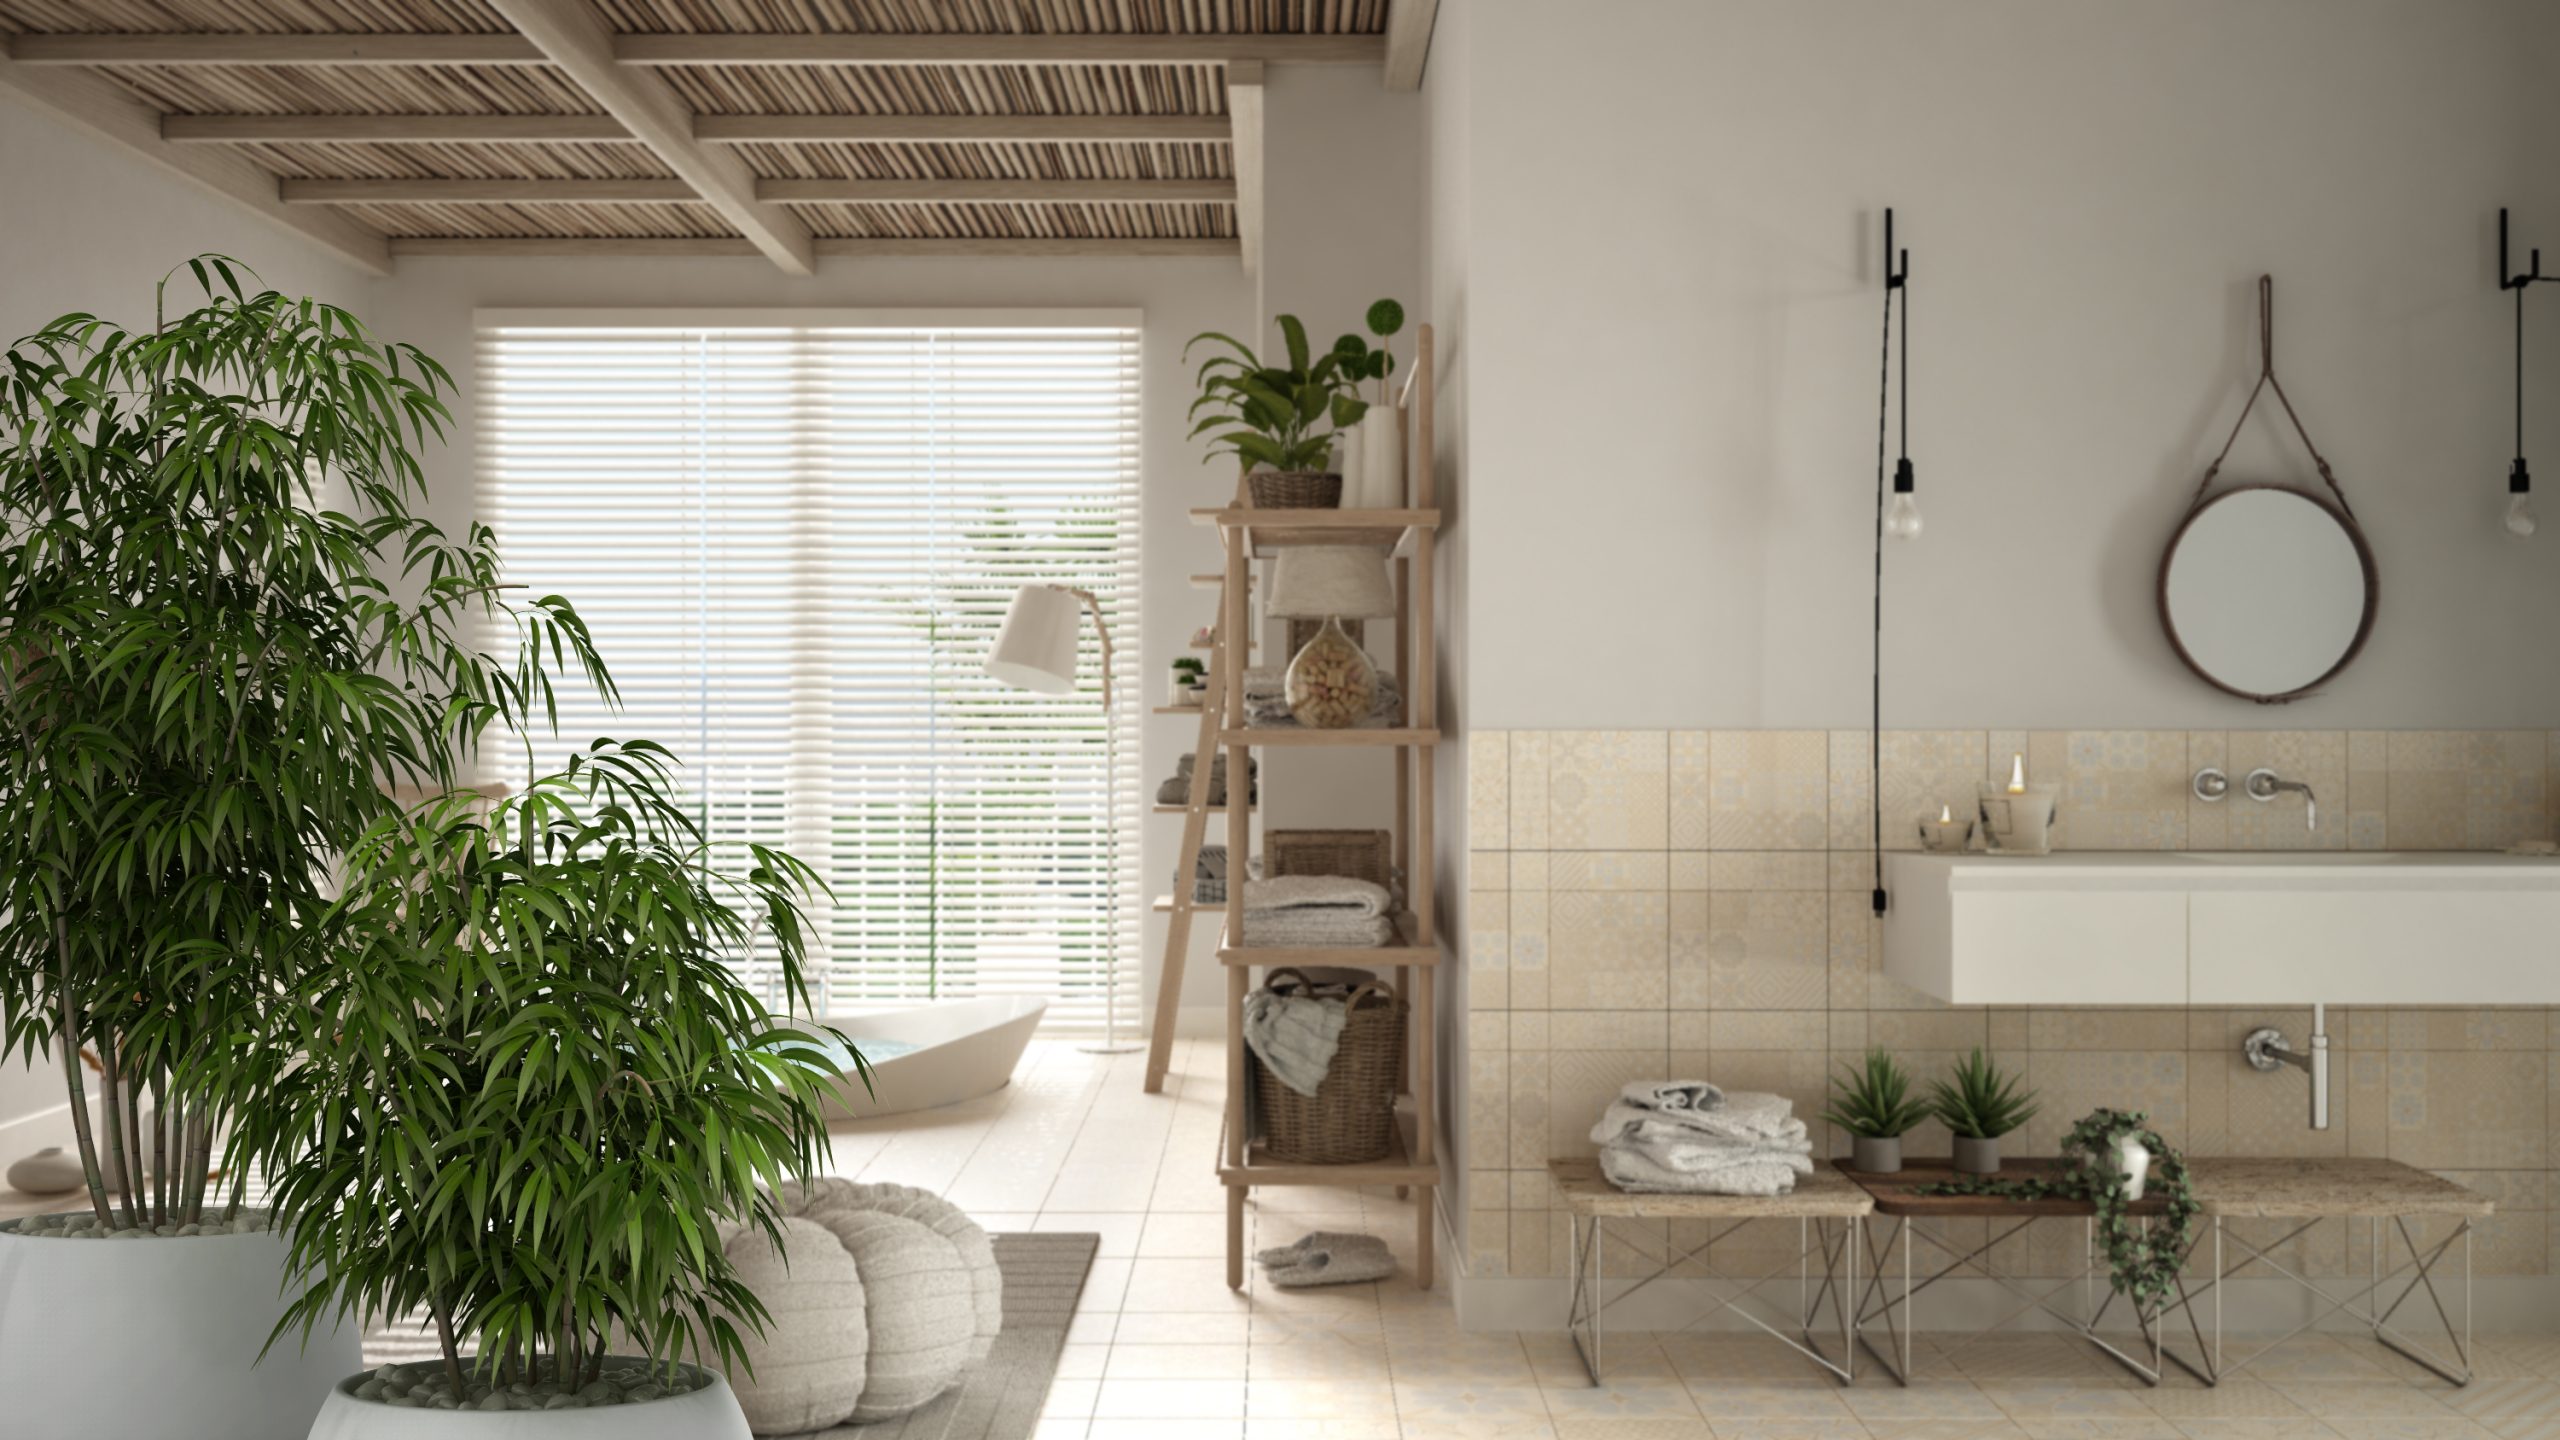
left=1881, top=851, right=2560, bottom=1005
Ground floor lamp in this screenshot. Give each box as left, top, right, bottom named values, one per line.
left=987, top=583, right=1141, bottom=1054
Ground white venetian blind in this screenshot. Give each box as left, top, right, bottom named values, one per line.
left=480, top=317, right=1141, bottom=1032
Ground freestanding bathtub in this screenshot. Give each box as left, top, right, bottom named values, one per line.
left=804, top=994, right=1048, bottom=1121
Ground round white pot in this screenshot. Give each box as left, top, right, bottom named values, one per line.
left=307, top=1364, right=751, bottom=1439
left=0, top=1218, right=360, bottom=1440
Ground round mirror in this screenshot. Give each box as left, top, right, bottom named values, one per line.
left=2159, top=485, right=2376, bottom=702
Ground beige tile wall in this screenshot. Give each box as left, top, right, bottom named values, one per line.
left=1461, top=729, right=2559, bottom=1284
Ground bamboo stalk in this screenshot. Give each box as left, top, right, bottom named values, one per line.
left=97, top=1030, right=137, bottom=1228
left=151, top=1074, right=169, bottom=1227
left=430, top=1296, right=465, bottom=1393
left=53, top=925, right=115, bottom=1228
left=121, top=1052, right=145, bottom=1229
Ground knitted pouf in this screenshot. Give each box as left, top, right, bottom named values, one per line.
left=724, top=1180, right=1001, bottom=1432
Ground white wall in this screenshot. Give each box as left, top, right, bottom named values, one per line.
left=1461, top=0, right=2560, bottom=731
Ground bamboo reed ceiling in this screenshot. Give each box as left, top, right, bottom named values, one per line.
left=0, top=0, right=1392, bottom=257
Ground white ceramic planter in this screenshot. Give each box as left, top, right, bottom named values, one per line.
left=0, top=1219, right=360, bottom=1440
left=306, top=1364, right=751, bottom=1439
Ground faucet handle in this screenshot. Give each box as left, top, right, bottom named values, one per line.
left=2193, top=767, right=2229, bottom=802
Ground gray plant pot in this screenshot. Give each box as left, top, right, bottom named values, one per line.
left=1851, top=1134, right=1901, bottom=1174
left=1953, top=1134, right=2001, bottom=1175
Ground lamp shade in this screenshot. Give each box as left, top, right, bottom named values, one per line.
left=986, top=584, right=1083, bottom=694
left=1264, top=546, right=1397, bottom=620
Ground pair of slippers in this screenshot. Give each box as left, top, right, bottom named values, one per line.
left=1253, top=1230, right=1396, bottom=1288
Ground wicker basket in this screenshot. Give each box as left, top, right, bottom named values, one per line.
left=1247, top=471, right=1343, bottom=509
left=1264, top=829, right=1392, bottom=889
left=1255, top=968, right=1405, bottom=1164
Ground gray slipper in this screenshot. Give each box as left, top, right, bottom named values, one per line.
left=1254, top=1230, right=1389, bottom=1269
left=1266, top=1243, right=1397, bottom=1288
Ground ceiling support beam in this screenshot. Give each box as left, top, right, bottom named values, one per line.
left=165, top=113, right=631, bottom=143
left=7, top=33, right=545, bottom=65
left=0, top=42, right=388, bottom=274
left=389, top=236, right=1241, bottom=259
left=614, top=34, right=1383, bottom=66
left=1383, top=0, right=1441, bottom=91
left=1227, top=60, right=1265, bottom=281
left=282, top=178, right=695, bottom=203
left=484, top=0, right=813, bottom=276
left=695, top=114, right=1231, bottom=143
left=758, top=178, right=1235, bottom=203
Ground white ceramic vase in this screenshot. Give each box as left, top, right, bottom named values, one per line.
left=305, top=1364, right=751, bottom=1439
left=0, top=1221, right=360, bottom=1440
left=2112, top=1135, right=2152, bottom=1202
left=1355, top=412, right=1403, bottom=508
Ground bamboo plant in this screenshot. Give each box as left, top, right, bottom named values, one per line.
left=238, top=742, right=846, bottom=1392
left=0, top=259, right=603, bottom=1231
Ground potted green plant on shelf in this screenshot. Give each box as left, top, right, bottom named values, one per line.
left=1185, top=314, right=1369, bottom=509
left=1330, top=299, right=1408, bottom=508
left=1821, top=1048, right=1932, bottom=1174
left=0, top=259, right=604, bottom=1440
left=1915, top=1108, right=2197, bottom=1315
left=1928, top=1047, right=2040, bottom=1175
left=1170, top=655, right=1208, bottom=707
left=239, top=743, right=848, bottom=1437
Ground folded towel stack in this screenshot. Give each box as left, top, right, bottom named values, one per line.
left=1587, top=1081, right=1816, bottom=1196
left=1241, top=665, right=1405, bottom=729
left=1241, top=874, right=1396, bottom=948
left=1155, top=752, right=1257, bottom=807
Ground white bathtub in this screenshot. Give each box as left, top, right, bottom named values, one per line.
left=805, top=995, right=1047, bottom=1120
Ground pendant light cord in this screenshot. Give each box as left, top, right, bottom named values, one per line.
left=2519, top=282, right=2528, bottom=464
left=1871, top=262, right=1896, bottom=916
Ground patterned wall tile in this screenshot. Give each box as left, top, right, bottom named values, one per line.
left=1667, top=892, right=1711, bottom=1010
left=1545, top=891, right=1666, bottom=1009
left=2017, top=1051, right=2188, bottom=1154
left=1667, top=731, right=1712, bottom=848
left=2387, top=1008, right=2548, bottom=1051
left=1509, top=732, right=1550, bottom=849
left=1548, top=731, right=1669, bottom=850
left=1700, top=730, right=1830, bottom=850
left=1706, top=891, right=1828, bottom=1010
left=2188, top=731, right=2230, bottom=850
left=2388, top=1051, right=2547, bottom=1169
left=1468, top=730, right=1508, bottom=850
left=1548, top=851, right=1669, bottom=891
left=2221, top=731, right=2347, bottom=850
left=1467, top=1051, right=1509, bottom=1169
left=2385, top=730, right=2549, bottom=850
left=1508, top=889, right=1547, bottom=1011
left=1842, top=730, right=1993, bottom=853
left=2349, top=730, right=2390, bottom=850
left=1470, top=853, right=1509, bottom=891
left=2037, top=730, right=2190, bottom=851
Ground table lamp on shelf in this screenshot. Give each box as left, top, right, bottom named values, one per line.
left=985, top=583, right=1139, bottom=1054
left=1264, top=545, right=1398, bottom=729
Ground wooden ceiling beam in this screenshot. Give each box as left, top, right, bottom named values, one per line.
left=7, top=33, right=545, bottom=65
left=282, top=178, right=694, bottom=203
left=694, top=114, right=1230, bottom=143
left=165, top=113, right=631, bottom=143
left=485, top=0, right=814, bottom=276
left=759, top=178, right=1234, bottom=203
left=1227, top=60, right=1265, bottom=280
left=392, top=236, right=1239, bottom=259
left=614, top=34, right=1383, bottom=66
left=1383, top=0, right=1441, bottom=92
left=0, top=41, right=389, bottom=274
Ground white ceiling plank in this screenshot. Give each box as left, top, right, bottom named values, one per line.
left=1383, top=0, right=1441, bottom=92
left=0, top=43, right=389, bottom=275
left=485, top=0, right=813, bottom=276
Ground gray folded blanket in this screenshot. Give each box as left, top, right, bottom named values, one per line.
left=1240, top=875, right=1396, bottom=948
left=1590, top=1089, right=1806, bottom=1148
left=1600, top=1146, right=1812, bottom=1196
left=1591, top=1086, right=1813, bottom=1197
left=1241, top=988, right=1345, bottom=1096
left=1155, top=752, right=1256, bottom=806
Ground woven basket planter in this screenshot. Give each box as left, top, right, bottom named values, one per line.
left=1247, top=471, right=1342, bottom=509
left=1255, top=969, right=1406, bottom=1164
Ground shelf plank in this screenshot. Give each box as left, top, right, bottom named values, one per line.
left=1151, top=705, right=1214, bottom=715
left=1189, top=572, right=1251, bottom=589
left=1151, top=803, right=1241, bottom=815
left=1219, top=1125, right=1440, bottom=1188
left=1222, top=727, right=1438, bottom=748
left=1189, top=506, right=1442, bottom=558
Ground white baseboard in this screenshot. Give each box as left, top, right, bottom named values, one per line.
left=1452, top=1269, right=2560, bottom=1335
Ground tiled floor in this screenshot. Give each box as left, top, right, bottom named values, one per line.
left=831, top=1040, right=2560, bottom=1440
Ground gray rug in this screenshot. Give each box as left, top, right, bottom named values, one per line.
left=361, top=1232, right=1097, bottom=1440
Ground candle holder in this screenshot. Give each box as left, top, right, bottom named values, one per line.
left=1976, top=783, right=2059, bottom=856
left=1916, top=810, right=1974, bottom=853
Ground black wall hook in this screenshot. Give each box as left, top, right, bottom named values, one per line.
left=1885, top=207, right=1911, bottom=290
left=2502, top=208, right=2556, bottom=290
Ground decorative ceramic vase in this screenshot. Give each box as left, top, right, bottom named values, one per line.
left=1285, top=618, right=1376, bottom=729
left=1953, top=1135, right=2001, bottom=1176
left=1356, top=412, right=1404, bottom=508
left=6, top=1145, right=83, bottom=1195
left=1850, top=1134, right=1902, bottom=1174
left=2111, top=1134, right=2151, bottom=1202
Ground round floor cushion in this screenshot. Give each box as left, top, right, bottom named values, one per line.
left=723, top=1180, right=1001, bottom=1432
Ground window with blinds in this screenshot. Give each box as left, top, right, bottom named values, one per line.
left=480, top=316, right=1141, bottom=1033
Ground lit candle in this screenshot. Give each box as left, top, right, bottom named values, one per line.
left=2007, top=753, right=2028, bottom=795
left=1920, top=802, right=1970, bottom=852
left=1938, top=803, right=1953, bottom=824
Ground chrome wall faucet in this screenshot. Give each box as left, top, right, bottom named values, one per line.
left=2245, top=1005, right=2331, bottom=1130
left=2244, top=767, right=2319, bottom=831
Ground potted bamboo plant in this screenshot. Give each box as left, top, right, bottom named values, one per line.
left=0, top=260, right=604, bottom=1439
left=243, top=744, right=846, bottom=1437
left=1929, top=1048, right=2040, bottom=1175
left=1821, top=1048, right=1931, bottom=1174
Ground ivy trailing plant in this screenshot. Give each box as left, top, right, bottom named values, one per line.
left=1928, top=1047, right=2040, bottom=1140
left=1820, top=1047, right=1932, bottom=1139
left=0, top=258, right=601, bottom=1233
left=1185, top=314, right=1370, bottom=474
left=1915, top=1107, right=2199, bottom=1314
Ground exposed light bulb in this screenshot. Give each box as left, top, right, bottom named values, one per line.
left=1885, top=490, right=1923, bottom=541
left=2507, top=491, right=2539, bottom=538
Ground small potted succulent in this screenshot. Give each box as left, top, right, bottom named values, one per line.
left=1822, top=1048, right=1932, bottom=1174
left=1185, top=314, right=1369, bottom=508
left=1929, top=1047, right=2040, bottom=1175
left=1169, top=656, right=1208, bottom=707
left=242, top=744, right=848, bottom=1438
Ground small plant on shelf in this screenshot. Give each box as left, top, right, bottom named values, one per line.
left=1928, top=1047, right=2040, bottom=1174
left=1330, top=298, right=1407, bottom=408
left=1185, top=314, right=1369, bottom=478
left=1821, top=1048, right=1932, bottom=1174
left=1916, top=1108, right=2197, bottom=1316
left=1170, top=656, right=1208, bottom=706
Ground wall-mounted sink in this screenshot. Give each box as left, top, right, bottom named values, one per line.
left=1881, top=851, right=2560, bottom=1005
